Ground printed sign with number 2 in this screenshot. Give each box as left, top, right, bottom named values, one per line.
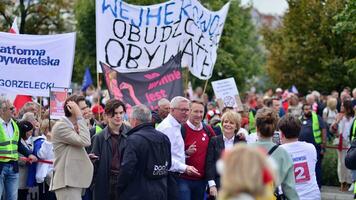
left=294, top=162, right=310, bottom=183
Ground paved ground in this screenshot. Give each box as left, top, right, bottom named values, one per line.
left=321, top=186, right=353, bottom=200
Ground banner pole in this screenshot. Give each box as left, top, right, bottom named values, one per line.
left=202, top=79, right=209, bottom=95
left=97, top=72, right=101, bottom=122
left=185, top=68, right=189, bottom=91
left=39, top=97, right=42, bottom=120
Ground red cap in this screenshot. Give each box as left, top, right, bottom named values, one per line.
left=92, top=105, right=104, bottom=114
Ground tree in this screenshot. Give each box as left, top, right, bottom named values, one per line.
left=0, top=0, right=74, bottom=34
left=262, top=0, right=356, bottom=94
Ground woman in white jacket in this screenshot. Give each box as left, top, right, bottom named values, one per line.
left=36, top=119, right=56, bottom=200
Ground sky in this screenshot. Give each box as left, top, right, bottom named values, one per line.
left=240, top=0, right=289, bottom=15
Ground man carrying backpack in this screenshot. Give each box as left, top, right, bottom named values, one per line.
left=117, top=105, right=171, bottom=200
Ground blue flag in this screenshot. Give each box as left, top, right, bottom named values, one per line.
left=81, top=67, right=93, bottom=91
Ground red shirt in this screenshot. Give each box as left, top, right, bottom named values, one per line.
left=181, top=123, right=215, bottom=180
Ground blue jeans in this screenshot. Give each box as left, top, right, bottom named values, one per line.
left=0, top=164, right=19, bottom=200
left=177, top=178, right=207, bottom=200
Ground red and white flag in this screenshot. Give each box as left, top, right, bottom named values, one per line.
left=9, top=17, right=19, bottom=34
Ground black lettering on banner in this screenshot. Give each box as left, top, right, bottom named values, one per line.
left=144, top=27, right=157, bottom=44
left=144, top=45, right=160, bottom=68
left=195, top=41, right=208, bottom=56
left=182, top=38, right=193, bottom=67
left=113, top=19, right=126, bottom=39
left=160, top=26, right=172, bottom=42
left=172, top=20, right=182, bottom=38
left=184, top=18, right=194, bottom=37
left=128, top=24, right=140, bottom=42
left=105, top=39, right=125, bottom=68
left=200, top=55, right=210, bottom=77
left=126, top=43, right=142, bottom=69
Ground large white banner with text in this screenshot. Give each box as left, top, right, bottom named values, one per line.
left=0, top=32, right=76, bottom=97
left=96, top=0, right=230, bottom=80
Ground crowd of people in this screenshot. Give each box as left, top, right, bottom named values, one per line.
left=0, top=86, right=356, bottom=200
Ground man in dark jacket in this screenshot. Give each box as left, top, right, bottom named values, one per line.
left=90, top=99, right=131, bottom=200
left=117, top=104, right=171, bottom=200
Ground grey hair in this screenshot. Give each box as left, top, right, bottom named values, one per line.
left=170, top=96, right=190, bottom=108
left=158, top=98, right=170, bottom=107
left=0, top=97, right=8, bottom=110
left=131, top=104, right=152, bottom=123
left=22, top=112, right=36, bottom=122
left=306, top=94, right=315, bottom=102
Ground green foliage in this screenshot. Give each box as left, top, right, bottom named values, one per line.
left=195, top=0, right=265, bottom=94
left=322, top=147, right=339, bottom=186
left=0, top=0, right=73, bottom=34
left=262, top=0, right=356, bottom=94
left=73, top=0, right=96, bottom=84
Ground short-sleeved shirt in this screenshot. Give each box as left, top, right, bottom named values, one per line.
left=299, top=115, right=325, bottom=147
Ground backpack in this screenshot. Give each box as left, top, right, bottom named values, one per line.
left=136, top=133, right=171, bottom=179
left=181, top=123, right=213, bottom=140
left=268, top=145, right=287, bottom=200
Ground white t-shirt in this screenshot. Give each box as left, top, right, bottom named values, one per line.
left=281, top=141, right=321, bottom=200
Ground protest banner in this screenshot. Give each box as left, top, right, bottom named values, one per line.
left=49, top=87, right=72, bottom=120
left=101, top=53, right=183, bottom=111
left=211, top=77, right=242, bottom=110
left=96, top=0, right=230, bottom=80
left=0, top=32, right=76, bottom=97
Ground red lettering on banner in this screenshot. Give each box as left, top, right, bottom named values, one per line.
left=293, top=162, right=310, bottom=183
left=147, top=69, right=181, bottom=90
left=145, top=89, right=167, bottom=103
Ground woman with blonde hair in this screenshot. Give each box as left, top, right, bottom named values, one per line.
left=218, top=145, right=275, bottom=200
left=206, top=110, right=246, bottom=199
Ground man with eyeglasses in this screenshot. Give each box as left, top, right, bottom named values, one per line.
left=90, top=99, right=131, bottom=200
left=157, top=96, right=200, bottom=200
left=0, top=97, right=38, bottom=200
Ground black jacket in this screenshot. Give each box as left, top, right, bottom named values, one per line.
left=90, top=123, right=131, bottom=200
left=205, top=134, right=243, bottom=188
left=346, top=139, right=356, bottom=170
left=117, top=123, right=171, bottom=200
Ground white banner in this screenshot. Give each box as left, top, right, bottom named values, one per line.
left=96, top=0, right=230, bottom=80
left=211, top=77, right=240, bottom=108
left=0, top=32, right=76, bottom=97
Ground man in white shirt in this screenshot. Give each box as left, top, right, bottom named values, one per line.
left=279, top=115, right=321, bottom=200
left=156, top=96, right=199, bottom=200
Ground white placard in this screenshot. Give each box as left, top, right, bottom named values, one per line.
left=0, top=32, right=76, bottom=97
left=211, top=77, right=239, bottom=108
left=96, top=0, right=230, bottom=80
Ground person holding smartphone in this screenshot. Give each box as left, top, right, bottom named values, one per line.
left=49, top=95, right=93, bottom=200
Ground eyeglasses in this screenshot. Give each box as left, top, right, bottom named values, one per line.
left=174, top=108, right=190, bottom=113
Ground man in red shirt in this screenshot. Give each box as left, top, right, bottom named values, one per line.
left=180, top=100, right=215, bottom=200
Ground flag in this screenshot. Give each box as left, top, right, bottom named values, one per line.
left=9, top=17, right=19, bottom=34
left=13, top=95, right=32, bottom=112
left=81, top=67, right=93, bottom=91
left=289, top=85, right=299, bottom=94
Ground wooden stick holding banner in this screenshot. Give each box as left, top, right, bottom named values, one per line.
left=202, top=79, right=209, bottom=96
left=96, top=72, right=101, bottom=121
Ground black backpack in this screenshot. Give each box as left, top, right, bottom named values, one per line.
left=268, top=145, right=287, bottom=200
left=136, top=133, right=171, bottom=179
left=181, top=123, right=213, bottom=140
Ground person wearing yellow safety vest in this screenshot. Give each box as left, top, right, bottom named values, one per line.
left=299, top=103, right=327, bottom=189
left=0, top=98, right=38, bottom=200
